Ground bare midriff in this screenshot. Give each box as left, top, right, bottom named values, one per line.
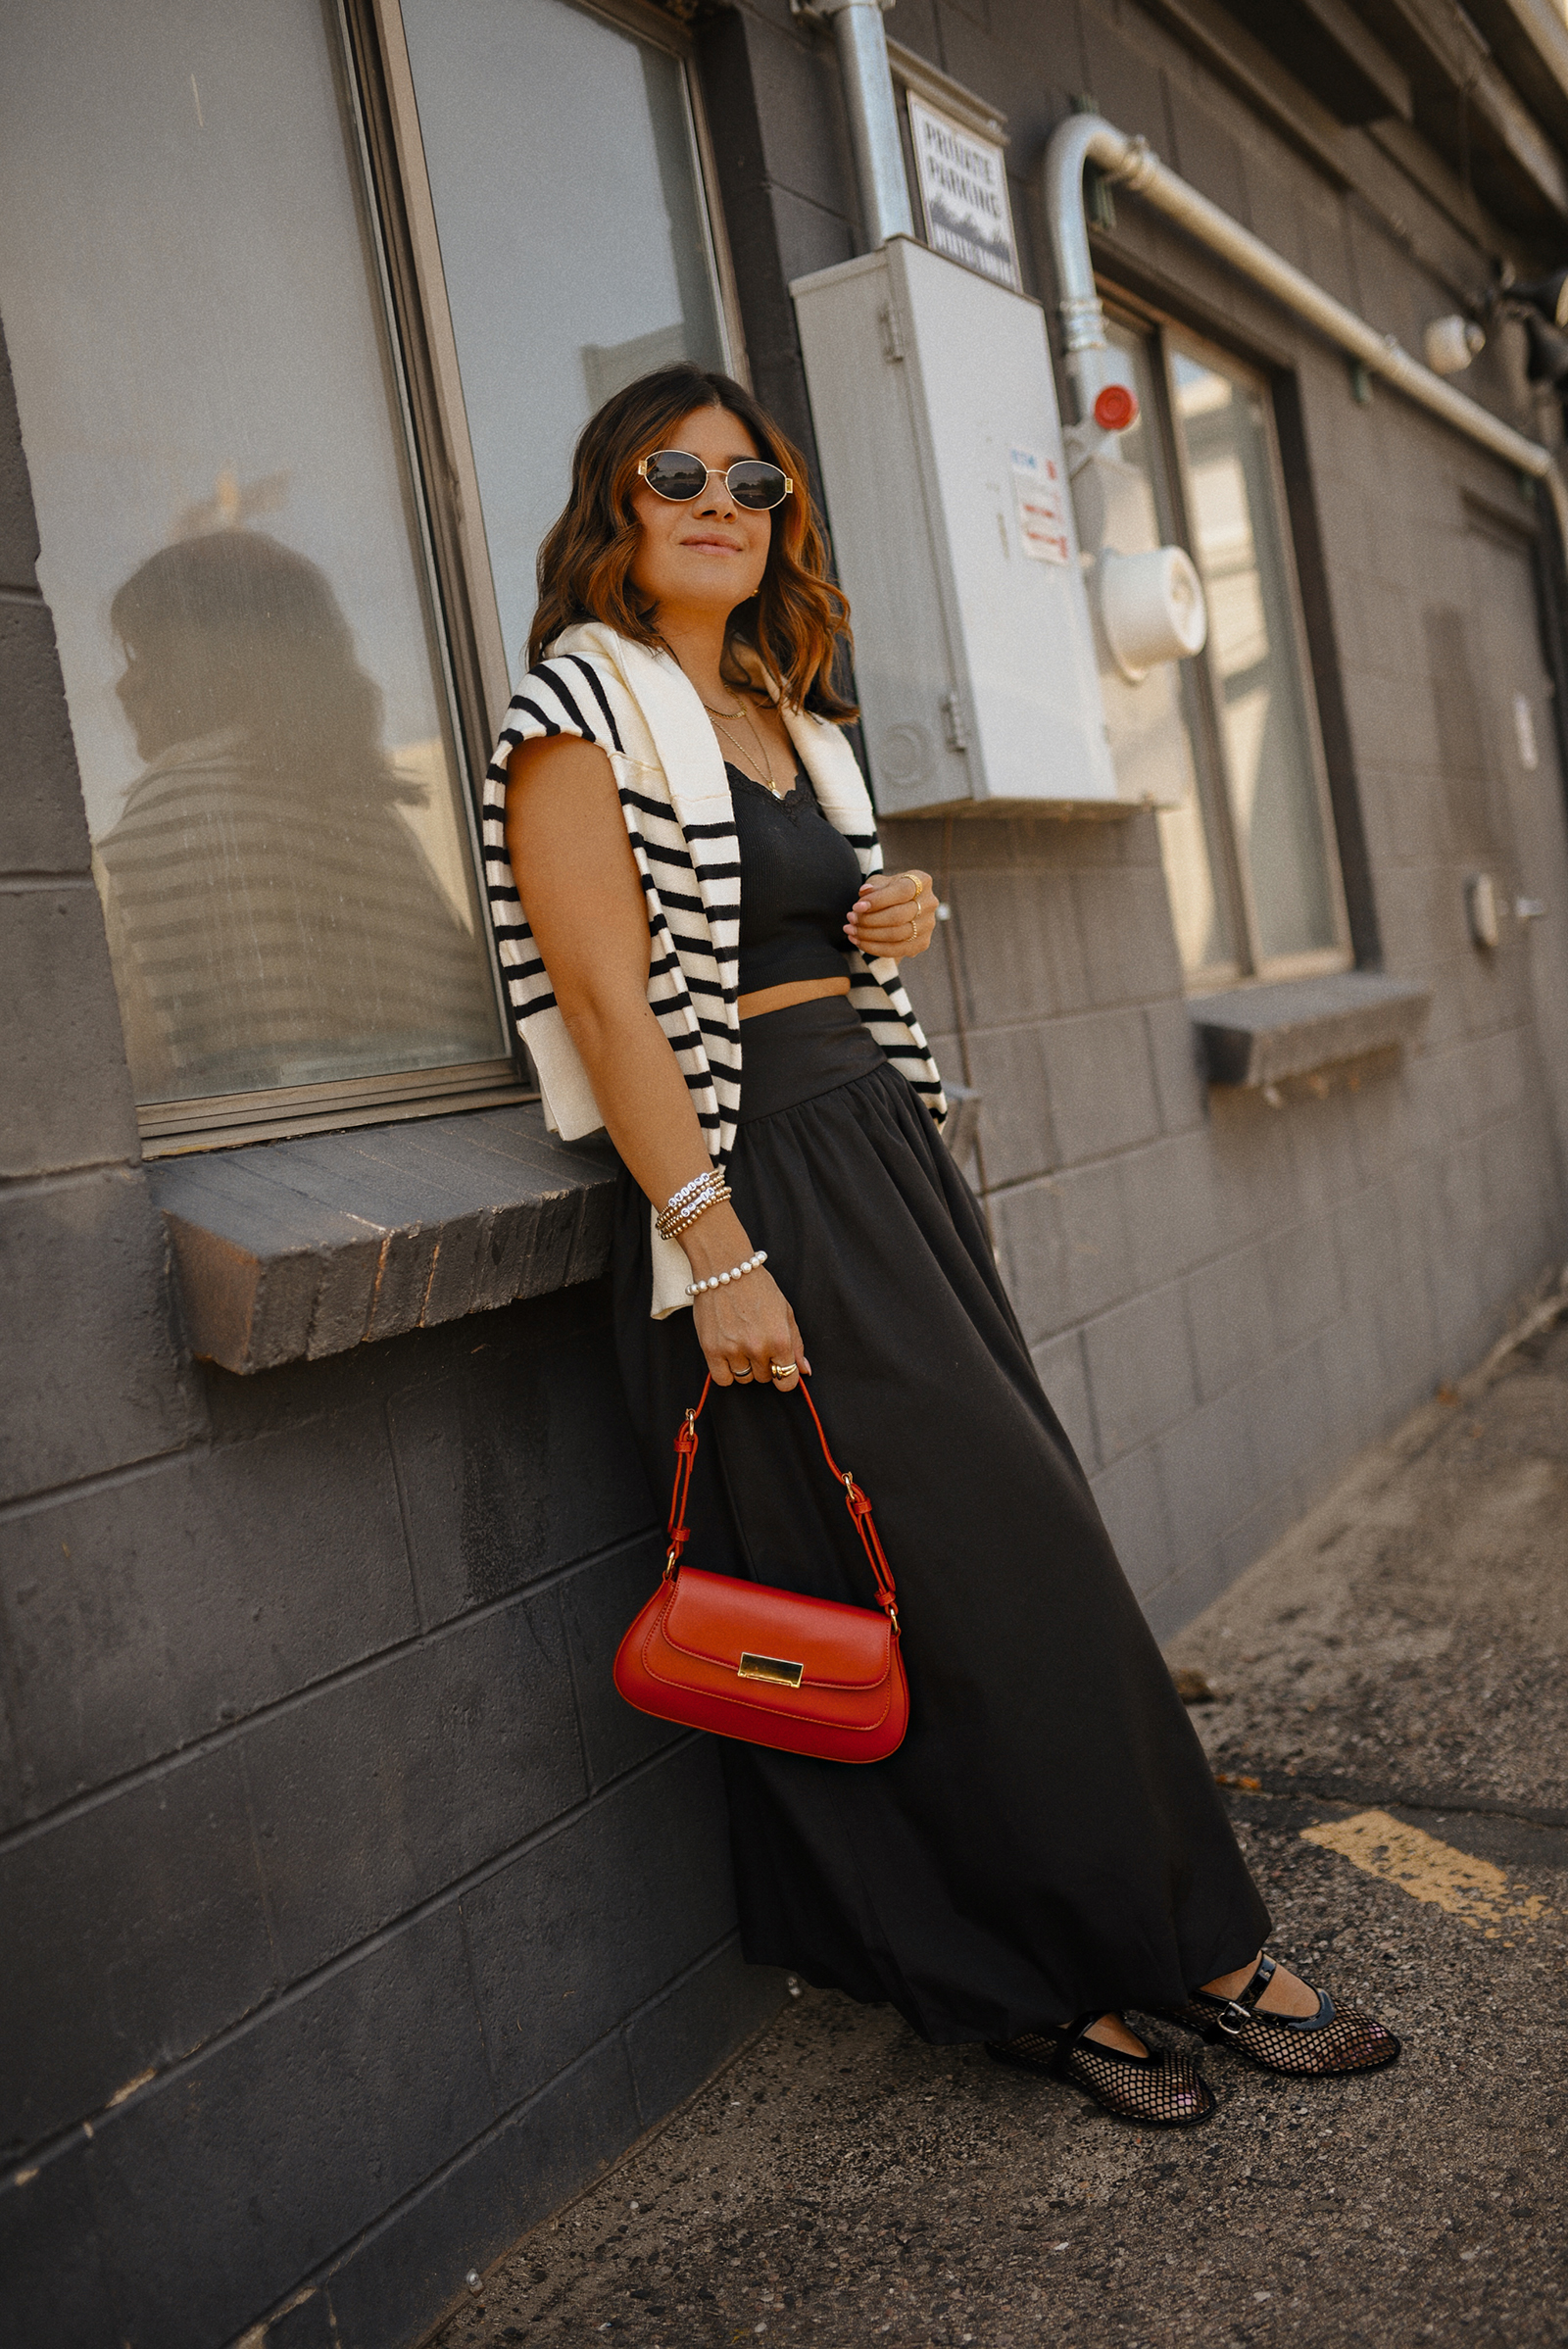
left=736, top=974, right=852, bottom=1022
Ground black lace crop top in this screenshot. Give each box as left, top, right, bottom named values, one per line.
left=727, top=762, right=863, bottom=995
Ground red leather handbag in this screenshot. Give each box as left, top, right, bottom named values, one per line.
left=612, top=1376, right=908, bottom=1763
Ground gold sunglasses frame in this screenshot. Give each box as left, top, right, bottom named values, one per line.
left=636, top=451, right=794, bottom=509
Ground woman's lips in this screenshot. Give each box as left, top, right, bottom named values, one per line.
left=679, top=534, right=745, bottom=553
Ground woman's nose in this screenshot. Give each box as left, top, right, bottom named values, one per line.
left=694, top=470, right=736, bottom=517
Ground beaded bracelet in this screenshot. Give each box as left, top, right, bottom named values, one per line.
left=686, top=1248, right=767, bottom=1298
left=662, top=1184, right=732, bottom=1242
left=657, top=1167, right=726, bottom=1241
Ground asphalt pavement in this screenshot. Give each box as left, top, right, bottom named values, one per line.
left=436, top=1313, right=1568, bottom=2349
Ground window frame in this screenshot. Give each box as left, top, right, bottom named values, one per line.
left=1102, top=287, right=1353, bottom=992
left=359, top=0, right=749, bottom=753
left=141, top=0, right=744, bottom=1154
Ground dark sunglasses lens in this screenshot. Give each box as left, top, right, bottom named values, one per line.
left=727, top=462, right=788, bottom=510
left=643, top=450, right=707, bottom=501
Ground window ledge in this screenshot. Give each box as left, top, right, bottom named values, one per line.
left=1189, top=971, right=1432, bottom=1088
left=147, top=1105, right=618, bottom=1375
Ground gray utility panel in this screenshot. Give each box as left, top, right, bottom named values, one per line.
left=791, top=236, right=1117, bottom=816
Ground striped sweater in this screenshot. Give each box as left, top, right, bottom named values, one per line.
left=481, top=621, right=946, bottom=1313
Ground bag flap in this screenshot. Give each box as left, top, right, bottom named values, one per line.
left=662, top=1568, right=891, bottom=1691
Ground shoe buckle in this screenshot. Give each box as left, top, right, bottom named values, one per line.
left=1213, top=1999, right=1251, bottom=2038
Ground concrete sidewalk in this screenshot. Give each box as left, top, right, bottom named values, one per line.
left=435, top=1318, right=1568, bottom=2349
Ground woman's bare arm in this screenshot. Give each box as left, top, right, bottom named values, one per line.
left=506, top=735, right=808, bottom=1384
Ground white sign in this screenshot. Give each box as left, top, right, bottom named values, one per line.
left=906, top=93, right=1020, bottom=291
left=1009, top=445, right=1069, bottom=564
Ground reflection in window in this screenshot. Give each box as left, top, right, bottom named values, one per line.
left=0, top=0, right=507, bottom=1108
left=399, top=0, right=728, bottom=673
left=1172, top=351, right=1336, bottom=963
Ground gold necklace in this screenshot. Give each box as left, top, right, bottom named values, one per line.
left=705, top=699, right=780, bottom=797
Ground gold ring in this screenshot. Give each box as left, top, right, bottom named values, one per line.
left=906, top=917, right=917, bottom=943
left=769, top=1360, right=798, bottom=1379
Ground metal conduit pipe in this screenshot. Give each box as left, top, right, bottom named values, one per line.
left=1043, top=112, right=1568, bottom=547
left=814, top=0, right=915, bottom=248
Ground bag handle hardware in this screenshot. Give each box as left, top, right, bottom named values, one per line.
left=663, top=1375, right=900, bottom=1635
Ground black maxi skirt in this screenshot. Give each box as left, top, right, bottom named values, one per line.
left=613, top=995, right=1270, bottom=2044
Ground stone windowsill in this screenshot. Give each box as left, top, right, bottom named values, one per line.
left=1189, top=971, right=1432, bottom=1089
left=147, top=1104, right=618, bottom=1376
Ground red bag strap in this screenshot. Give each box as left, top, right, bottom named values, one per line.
left=664, top=1376, right=900, bottom=1630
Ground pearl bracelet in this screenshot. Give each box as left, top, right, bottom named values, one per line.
left=686, top=1248, right=767, bottom=1298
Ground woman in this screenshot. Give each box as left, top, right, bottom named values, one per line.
left=489, top=365, right=1397, bottom=2126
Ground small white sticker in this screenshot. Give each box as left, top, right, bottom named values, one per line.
left=1513, top=691, right=1540, bottom=771
left=1009, top=445, right=1069, bottom=564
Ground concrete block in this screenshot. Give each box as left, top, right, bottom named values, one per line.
left=1030, top=1327, right=1098, bottom=1469
left=1155, top=1392, right=1257, bottom=1569
left=1144, top=995, right=1207, bottom=1136
left=147, top=1108, right=618, bottom=1375
left=625, top=1937, right=785, bottom=2129
left=1, top=1405, right=417, bottom=1816
left=560, top=1535, right=683, bottom=1790
left=1038, top=1008, right=1160, bottom=1164
left=1089, top=1441, right=1175, bottom=1602
left=0, top=319, right=40, bottom=593
left=389, top=1304, right=654, bottom=1628
left=89, top=1906, right=494, bottom=2349
left=244, top=1590, right=587, bottom=1982
left=462, top=1742, right=734, bottom=2110
left=1190, top=973, right=1431, bottom=1089
left=0, top=884, right=137, bottom=1177
left=1263, top=1216, right=1345, bottom=1350
left=1246, top=1338, right=1332, bottom=1501
left=1072, top=865, right=1182, bottom=1006
left=0, top=1167, right=191, bottom=1501
left=1081, top=6, right=1171, bottom=149
left=994, top=1157, right=1131, bottom=1344
left=0, top=602, right=90, bottom=871
left=749, top=8, right=850, bottom=218
left=1183, top=1246, right=1270, bottom=1403
left=960, top=1023, right=1059, bottom=1187
left=1121, top=1130, right=1222, bottom=1291
left=0, top=2138, right=119, bottom=2349
left=1082, top=1285, right=1197, bottom=1462
left=266, top=2291, right=336, bottom=2348
left=1, top=1747, right=272, bottom=2156
left=320, top=2038, right=642, bottom=2349
left=944, top=869, right=1089, bottom=1025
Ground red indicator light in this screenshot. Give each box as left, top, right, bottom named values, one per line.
left=1093, top=383, right=1139, bottom=431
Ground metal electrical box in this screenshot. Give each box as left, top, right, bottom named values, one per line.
left=791, top=237, right=1118, bottom=815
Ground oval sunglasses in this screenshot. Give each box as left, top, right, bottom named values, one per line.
left=636, top=448, right=794, bottom=512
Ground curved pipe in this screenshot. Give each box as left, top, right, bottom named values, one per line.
left=1043, top=113, right=1568, bottom=545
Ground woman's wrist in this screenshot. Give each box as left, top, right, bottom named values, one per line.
left=678, top=1201, right=753, bottom=1276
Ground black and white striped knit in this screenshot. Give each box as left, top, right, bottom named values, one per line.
left=481, top=622, right=946, bottom=1313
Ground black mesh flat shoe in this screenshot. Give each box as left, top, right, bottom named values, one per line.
left=988, top=2014, right=1217, bottom=2127
left=1152, top=1952, right=1400, bottom=2077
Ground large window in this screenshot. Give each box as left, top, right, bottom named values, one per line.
left=394, top=0, right=733, bottom=685
left=0, top=0, right=734, bottom=1148
left=1105, top=311, right=1349, bottom=985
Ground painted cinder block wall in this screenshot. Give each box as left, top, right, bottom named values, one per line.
left=0, top=312, right=778, bottom=2346
left=700, top=0, right=1568, bottom=1631
left=5, top=2, right=1568, bottom=2344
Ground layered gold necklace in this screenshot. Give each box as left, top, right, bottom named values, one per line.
left=702, top=695, right=782, bottom=797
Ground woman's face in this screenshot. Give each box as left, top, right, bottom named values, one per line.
left=628, top=405, right=772, bottom=624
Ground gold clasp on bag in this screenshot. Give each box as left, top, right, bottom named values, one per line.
left=737, top=1652, right=805, bottom=1688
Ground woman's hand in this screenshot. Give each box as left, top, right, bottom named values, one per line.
left=693, top=1266, right=810, bottom=1390
left=845, top=867, right=938, bottom=962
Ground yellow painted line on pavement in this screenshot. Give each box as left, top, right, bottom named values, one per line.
left=1300, top=1809, right=1553, bottom=1940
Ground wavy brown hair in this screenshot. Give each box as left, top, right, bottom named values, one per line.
left=528, top=365, right=855, bottom=716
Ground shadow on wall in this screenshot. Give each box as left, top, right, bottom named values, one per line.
left=92, top=526, right=490, bottom=1105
